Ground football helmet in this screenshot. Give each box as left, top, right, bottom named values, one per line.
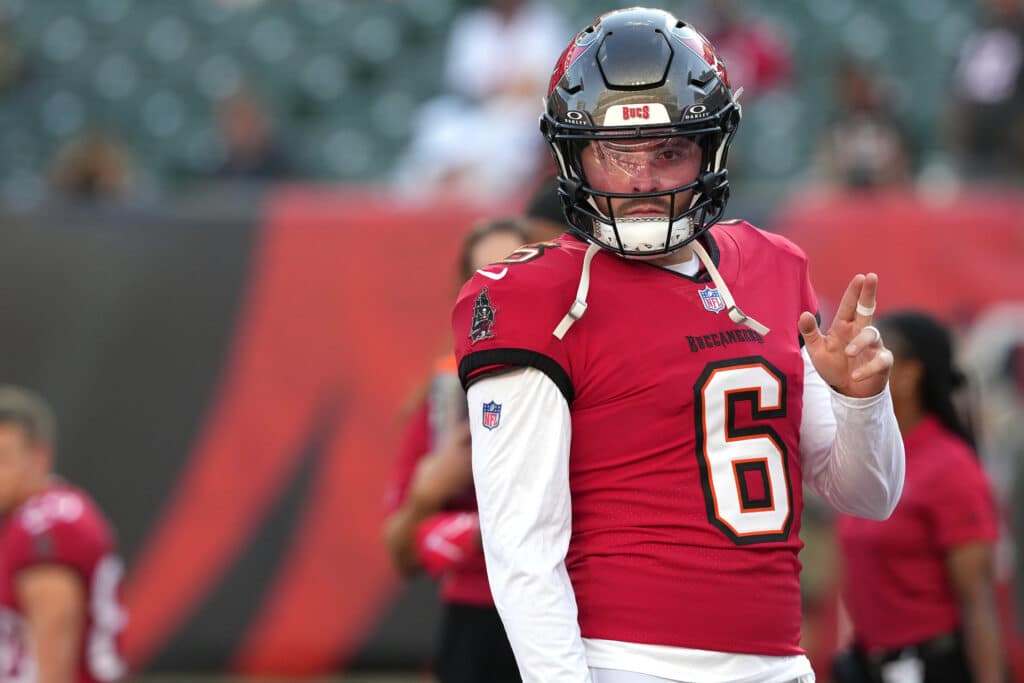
left=542, top=8, right=741, bottom=257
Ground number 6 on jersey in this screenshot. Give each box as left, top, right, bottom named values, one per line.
left=694, top=358, right=794, bottom=545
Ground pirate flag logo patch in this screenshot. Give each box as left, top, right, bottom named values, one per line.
left=469, top=287, right=496, bottom=344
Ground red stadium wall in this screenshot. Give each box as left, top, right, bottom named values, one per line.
left=776, top=188, right=1024, bottom=326
left=121, top=188, right=497, bottom=673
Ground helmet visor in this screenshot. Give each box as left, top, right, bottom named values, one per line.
left=580, top=136, right=703, bottom=195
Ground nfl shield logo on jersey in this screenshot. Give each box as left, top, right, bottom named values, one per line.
left=699, top=285, right=726, bottom=314
left=482, top=401, right=502, bottom=430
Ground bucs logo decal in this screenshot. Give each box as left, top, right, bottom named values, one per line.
left=469, top=287, right=497, bottom=344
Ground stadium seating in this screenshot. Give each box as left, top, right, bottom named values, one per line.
left=0, top=0, right=975, bottom=194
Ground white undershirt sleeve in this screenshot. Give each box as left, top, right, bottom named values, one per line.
left=799, top=347, right=906, bottom=519
left=466, top=367, right=592, bottom=683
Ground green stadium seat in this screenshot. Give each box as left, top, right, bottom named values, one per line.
left=369, top=89, right=419, bottom=141
left=246, top=16, right=296, bottom=65
left=194, top=53, right=244, bottom=100
left=0, top=0, right=975, bottom=187
left=347, top=12, right=404, bottom=66
left=93, top=53, right=142, bottom=101
left=145, top=15, right=193, bottom=65
left=399, top=0, right=458, bottom=31
left=41, top=90, right=87, bottom=139
left=297, top=53, right=351, bottom=103
left=296, top=0, right=349, bottom=27
left=84, top=0, right=132, bottom=26
left=139, top=89, right=188, bottom=139
left=900, top=0, right=948, bottom=23
left=41, top=14, right=89, bottom=64
left=179, top=126, right=226, bottom=176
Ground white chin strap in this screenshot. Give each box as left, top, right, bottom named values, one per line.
left=553, top=243, right=601, bottom=340
left=553, top=239, right=770, bottom=340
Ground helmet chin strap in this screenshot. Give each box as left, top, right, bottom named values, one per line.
left=691, top=240, right=770, bottom=336
left=553, top=243, right=601, bottom=340
left=552, top=239, right=769, bottom=341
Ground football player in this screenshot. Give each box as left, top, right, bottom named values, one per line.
left=451, top=8, right=905, bottom=683
left=0, top=386, right=126, bottom=682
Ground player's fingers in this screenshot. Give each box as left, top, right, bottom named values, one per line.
left=844, top=324, right=883, bottom=357
left=854, top=272, right=879, bottom=324
left=798, top=311, right=822, bottom=347
left=851, top=347, right=894, bottom=382
left=834, top=274, right=866, bottom=322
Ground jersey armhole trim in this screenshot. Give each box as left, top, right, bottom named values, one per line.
left=458, top=348, right=574, bottom=403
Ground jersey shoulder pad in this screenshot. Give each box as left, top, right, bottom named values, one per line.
left=452, top=238, right=584, bottom=396
left=9, top=487, right=111, bottom=571
left=717, top=219, right=809, bottom=264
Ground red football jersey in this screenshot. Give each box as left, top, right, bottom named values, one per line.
left=837, top=416, right=999, bottom=650
left=0, top=483, right=127, bottom=682
left=453, top=224, right=818, bottom=655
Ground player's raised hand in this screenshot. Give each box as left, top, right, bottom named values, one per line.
left=798, top=273, right=893, bottom=398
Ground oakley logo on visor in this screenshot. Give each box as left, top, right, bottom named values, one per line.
left=603, top=103, right=671, bottom=126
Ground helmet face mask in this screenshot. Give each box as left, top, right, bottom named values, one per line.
left=542, top=8, right=741, bottom=258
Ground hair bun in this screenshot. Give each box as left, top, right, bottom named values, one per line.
left=950, top=367, right=967, bottom=389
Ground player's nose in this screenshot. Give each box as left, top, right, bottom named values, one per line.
left=631, top=170, right=660, bottom=193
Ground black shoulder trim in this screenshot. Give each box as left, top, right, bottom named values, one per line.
left=458, top=348, right=574, bottom=404
left=798, top=311, right=822, bottom=349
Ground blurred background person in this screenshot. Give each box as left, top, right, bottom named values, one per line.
left=693, top=0, right=792, bottom=101
left=0, top=386, right=127, bottom=683
left=383, top=218, right=530, bottom=683
left=48, top=130, right=136, bottom=203
left=522, top=179, right=567, bottom=243
left=212, top=86, right=291, bottom=181
left=814, top=57, right=914, bottom=189
left=834, top=312, right=1004, bottom=683
left=685, top=0, right=793, bottom=181
left=946, top=0, right=1024, bottom=183
left=393, top=0, right=569, bottom=199
left=0, top=9, right=28, bottom=95
left=960, top=305, right=1024, bottom=637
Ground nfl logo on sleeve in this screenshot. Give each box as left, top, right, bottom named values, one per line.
left=482, top=401, right=502, bottom=430
left=699, top=285, right=726, bottom=314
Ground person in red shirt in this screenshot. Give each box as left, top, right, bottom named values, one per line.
left=698, top=0, right=792, bottom=100
left=383, top=218, right=530, bottom=683
left=0, top=385, right=127, bottom=682
left=835, top=312, right=1005, bottom=683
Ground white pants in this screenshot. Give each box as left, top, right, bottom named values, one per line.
left=590, top=670, right=816, bottom=683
